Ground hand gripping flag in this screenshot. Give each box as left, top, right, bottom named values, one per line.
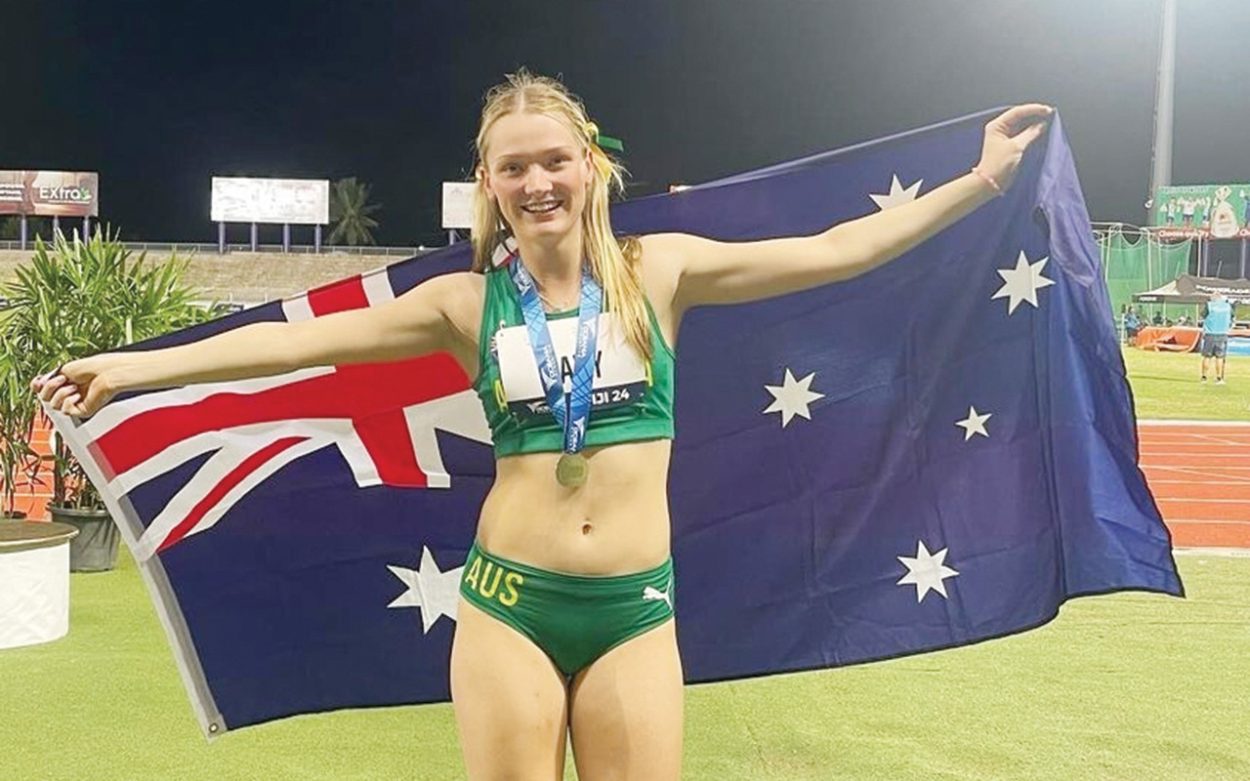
left=47, top=109, right=1182, bottom=736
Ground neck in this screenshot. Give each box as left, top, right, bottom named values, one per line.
left=515, top=230, right=585, bottom=304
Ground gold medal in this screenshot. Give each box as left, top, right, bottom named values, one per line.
left=556, top=453, right=589, bottom=487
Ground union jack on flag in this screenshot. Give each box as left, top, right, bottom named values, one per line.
left=78, top=271, right=490, bottom=561
left=48, top=109, right=1181, bottom=737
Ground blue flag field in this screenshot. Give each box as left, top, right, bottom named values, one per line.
left=47, top=108, right=1183, bottom=736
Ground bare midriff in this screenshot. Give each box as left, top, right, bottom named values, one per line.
left=445, top=268, right=679, bottom=579
left=477, top=438, right=673, bottom=576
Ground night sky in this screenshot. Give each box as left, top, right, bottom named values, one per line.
left=5, top=0, right=1250, bottom=248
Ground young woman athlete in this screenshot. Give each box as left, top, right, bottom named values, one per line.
left=33, top=71, right=1051, bottom=780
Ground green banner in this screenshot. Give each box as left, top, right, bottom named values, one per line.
left=1151, top=184, right=1250, bottom=239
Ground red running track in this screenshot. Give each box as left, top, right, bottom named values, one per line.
left=11, top=420, right=1248, bottom=548
left=1139, top=421, right=1250, bottom=549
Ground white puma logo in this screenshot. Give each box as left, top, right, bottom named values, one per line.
left=642, top=581, right=672, bottom=610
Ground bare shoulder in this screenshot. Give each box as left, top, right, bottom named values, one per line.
left=423, top=270, right=484, bottom=345
left=635, top=233, right=690, bottom=341
left=635, top=233, right=688, bottom=308
left=424, top=269, right=484, bottom=304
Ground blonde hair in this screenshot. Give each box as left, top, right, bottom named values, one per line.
left=470, top=69, right=651, bottom=362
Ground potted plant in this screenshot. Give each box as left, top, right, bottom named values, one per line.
left=1, top=228, right=219, bottom=570
left=0, top=331, right=43, bottom=522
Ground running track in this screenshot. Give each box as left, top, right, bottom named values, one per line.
left=1139, top=421, right=1250, bottom=549
left=13, top=420, right=1250, bottom=548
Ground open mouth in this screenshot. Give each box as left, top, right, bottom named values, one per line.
left=521, top=199, right=563, bottom=215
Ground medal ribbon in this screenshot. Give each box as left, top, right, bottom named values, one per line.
left=505, top=251, right=602, bottom=454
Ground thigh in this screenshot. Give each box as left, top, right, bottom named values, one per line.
left=568, top=619, right=684, bottom=781
left=450, top=597, right=569, bottom=781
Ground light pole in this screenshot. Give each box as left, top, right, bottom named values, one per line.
left=1148, top=0, right=1177, bottom=220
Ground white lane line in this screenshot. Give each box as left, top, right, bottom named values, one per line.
left=1155, top=498, right=1250, bottom=504
left=1173, top=547, right=1250, bottom=557
left=1166, top=519, right=1250, bottom=526
left=1143, top=466, right=1250, bottom=471
left=1140, top=451, right=1250, bottom=457
left=1148, top=479, right=1250, bottom=486
left=1137, top=439, right=1250, bottom=447
left=1192, top=433, right=1250, bottom=446
left=1138, top=420, right=1250, bottom=427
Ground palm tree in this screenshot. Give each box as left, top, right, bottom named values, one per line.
left=327, top=177, right=382, bottom=246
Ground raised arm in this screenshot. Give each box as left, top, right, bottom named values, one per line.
left=665, top=104, right=1053, bottom=311
left=32, top=271, right=478, bottom=418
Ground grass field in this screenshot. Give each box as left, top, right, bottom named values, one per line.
left=2, top=346, right=1247, bottom=780
left=1122, top=346, right=1249, bottom=420
left=1, top=547, right=1247, bottom=781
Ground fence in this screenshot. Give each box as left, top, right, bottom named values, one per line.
left=1094, top=222, right=1194, bottom=324
left=0, top=240, right=423, bottom=257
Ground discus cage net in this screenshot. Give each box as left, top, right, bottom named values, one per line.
left=1093, top=222, right=1194, bottom=331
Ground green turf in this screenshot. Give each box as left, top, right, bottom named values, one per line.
left=1121, top=346, right=1249, bottom=421
left=1, top=345, right=1244, bottom=779
left=1, top=547, right=1247, bottom=780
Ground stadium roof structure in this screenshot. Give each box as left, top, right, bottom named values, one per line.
left=1132, top=274, right=1250, bottom=305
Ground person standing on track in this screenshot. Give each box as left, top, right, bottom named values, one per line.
left=1200, top=291, right=1234, bottom=384
left=32, top=71, right=1051, bottom=780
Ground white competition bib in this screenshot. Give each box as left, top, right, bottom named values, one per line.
left=494, top=313, right=648, bottom=418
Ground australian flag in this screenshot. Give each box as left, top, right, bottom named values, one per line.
left=47, top=109, right=1182, bottom=737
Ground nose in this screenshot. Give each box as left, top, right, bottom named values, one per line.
left=522, top=164, right=551, bottom=196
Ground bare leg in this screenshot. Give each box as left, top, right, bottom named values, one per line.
left=451, top=598, right=570, bottom=781
left=568, top=620, right=684, bottom=781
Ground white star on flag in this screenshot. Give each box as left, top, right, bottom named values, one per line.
left=955, top=406, right=992, bottom=441
left=869, top=174, right=923, bottom=210
left=991, top=251, right=1055, bottom=314
left=897, top=541, right=959, bottom=602
left=387, top=546, right=463, bottom=633
left=763, top=368, right=825, bottom=428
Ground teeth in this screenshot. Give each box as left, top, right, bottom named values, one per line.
left=522, top=201, right=560, bottom=213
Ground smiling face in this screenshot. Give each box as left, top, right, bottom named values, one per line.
left=480, top=111, right=593, bottom=246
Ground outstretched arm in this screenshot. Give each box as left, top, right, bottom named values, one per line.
left=32, top=271, right=477, bottom=418
left=664, top=104, right=1053, bottom=311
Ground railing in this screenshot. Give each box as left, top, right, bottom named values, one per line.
left=0, top=240, right=427, bottom=257
left=1091, top=221, right=1192, bottom=239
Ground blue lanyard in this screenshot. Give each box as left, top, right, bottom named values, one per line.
left=505, top=254, right=602, bottom=454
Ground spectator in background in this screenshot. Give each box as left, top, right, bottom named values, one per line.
left=1152, top=311, right=1164, bottom=326
left=1124, top=307, right=1141, bottom=343
left=1200, top=292, right=1234, bottom=384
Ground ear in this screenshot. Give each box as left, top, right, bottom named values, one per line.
left=477, top=165, right=496, bottom=202
left=582, top=146, right=595, bottom=182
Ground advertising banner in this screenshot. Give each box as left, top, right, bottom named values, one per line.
left=441, top=182, right=474, bottom=229
left=1152, top=184, right=1250, bottom=239
left=211, top=177, right=329, bottom=225
left=0, top=170, right=99, bottom=217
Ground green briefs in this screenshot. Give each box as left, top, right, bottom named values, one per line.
left=458, top=541, right=675, bottom=677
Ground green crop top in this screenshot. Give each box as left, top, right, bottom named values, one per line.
left=472, top=264, right=675, bottom=457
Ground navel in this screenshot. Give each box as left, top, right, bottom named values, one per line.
left=581, top=522, right=593, bottom=536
